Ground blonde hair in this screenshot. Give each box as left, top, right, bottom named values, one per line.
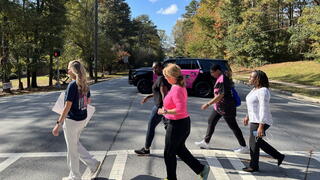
left=163, top=63, right=185, bottom=87
left=68, top=60, right=89, bottom=96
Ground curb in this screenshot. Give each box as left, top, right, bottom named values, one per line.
left=234, top=79, right=320, bottom=104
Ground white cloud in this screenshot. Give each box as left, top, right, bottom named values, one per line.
left=157, top=4, right=178, bottom=15
left=149, top=0, right=158, bottom=3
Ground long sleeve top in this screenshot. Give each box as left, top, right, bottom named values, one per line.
left=163, top=85, right=189, bottom=120
left=246, top=87, right=273, bottom=125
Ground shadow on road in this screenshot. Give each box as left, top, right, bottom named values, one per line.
left=130, top=175, right=161, bottom=180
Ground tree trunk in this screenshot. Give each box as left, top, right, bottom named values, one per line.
left=1, top=16, right=11, bottom=93
left=27, top=61, right=31, bottom=89
left=89, top=60, right=94, bottom=79
left=17, top=57, right=23, bottom=90
left=49, top=54, right=53, bottom=86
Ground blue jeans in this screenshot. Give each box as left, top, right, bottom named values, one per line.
left=145, top=105, right=163, bottom=149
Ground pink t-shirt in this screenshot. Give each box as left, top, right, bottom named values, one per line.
left=163, top=85, right=189, bottom=120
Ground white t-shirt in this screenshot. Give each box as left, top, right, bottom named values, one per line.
left=246, top=87, right=273, bottom=125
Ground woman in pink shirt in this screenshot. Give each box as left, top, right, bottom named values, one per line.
left=158, top=64, right=209, bottom=180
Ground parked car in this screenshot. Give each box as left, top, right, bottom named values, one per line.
left=128, top=58, right=232, bottom=97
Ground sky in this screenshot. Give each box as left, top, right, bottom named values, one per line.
left=126, top=0, right=191, bottom=36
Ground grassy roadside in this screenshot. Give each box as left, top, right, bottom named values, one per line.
left=232, top=61, right=320, bottom=99
left=0, top=72, right=128, bottom=97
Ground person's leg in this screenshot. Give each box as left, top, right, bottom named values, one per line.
left=176, top=118, right=204, bottom=174
left=165, top=119, right=192, bottom=180
left=258, top=125, right=284, bottom=160
left=249, top=123, right=260, bottom=170
left=78, top=142, right=99, bottom=171
left=63, top=119, right=82, bottom=180
left=72, top=120, right=99, bottom=171
left=145, top=106, right=163, bottom=149
left=224, top=116, right=246, bottom=147
left=204, top=110, right=222, bottom=143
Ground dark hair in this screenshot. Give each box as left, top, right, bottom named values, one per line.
left=210, top=64, right=222, bottom=72
left=253, top=70, right=269, bottom=88
left=152, top=62, right=163, bottom=69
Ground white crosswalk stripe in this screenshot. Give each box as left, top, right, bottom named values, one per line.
left=224, top=152, right=256, bottom=180
left=206, top=155, right=230, bottom=180
left=0, top=153, right=23, bottom=173
left=0, top=150, right=319, bottom=180
left=108, top=152, right=128, bottom=180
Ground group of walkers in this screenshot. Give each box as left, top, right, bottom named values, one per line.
left=51, top=60, right=285, bottom=180
left=134, top=62, right=285, bottom=179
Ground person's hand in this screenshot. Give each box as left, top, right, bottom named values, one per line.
left=158, top=108, right=165, bottom=115
left=257, top=126, right=264, bottom=137
left=140, top=97, right=149, bottom=104
left=201, top=103, right=210, bottom=110
left=52, top=124, right=60, bottom=136
left=243, top=116, right=249, bottom=126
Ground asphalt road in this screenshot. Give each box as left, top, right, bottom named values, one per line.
left=0, top=77, right=319, bottom=180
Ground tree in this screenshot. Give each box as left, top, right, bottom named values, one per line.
left=64, top=0, right=95, bottom=78
left=289, top=5, right=320, bottom=61
left=130, top=15, right=164, bottom=67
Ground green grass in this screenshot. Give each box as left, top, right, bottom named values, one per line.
left=271, top=83, right=320, bottom=98
left=0, top=76, right=56, bottom=89
left=233, top=61, right=320, bottom=87
left=232, top=61, right=320, bottom=99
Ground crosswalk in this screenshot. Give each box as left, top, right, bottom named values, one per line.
left=0, top=150, right=319, bottom=180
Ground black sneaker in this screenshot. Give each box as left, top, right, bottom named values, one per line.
left=278, top=154, right=285, bottom=166
left=134, top=147, right=150, bottom=156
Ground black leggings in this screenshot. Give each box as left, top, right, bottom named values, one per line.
left=204, top=109, right=246, bottom=147
left=164, top=117, right=204, bottom=180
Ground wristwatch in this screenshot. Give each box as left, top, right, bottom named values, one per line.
left=164, top=109, right=168, bottom=114
left=56, top=121, right=62, bottom=126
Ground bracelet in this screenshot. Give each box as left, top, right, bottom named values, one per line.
left=206, top=103, right=210, bottom=106
left=164, top=109, right=168, bottom=114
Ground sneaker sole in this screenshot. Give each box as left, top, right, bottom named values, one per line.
left=136, top=154, right=150, bottom=156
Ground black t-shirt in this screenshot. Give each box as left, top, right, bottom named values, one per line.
left=214, top=74, right=236, bottom=116
left=152, top=75, right=171, bottom=108
left=65, top=80, right=91, bottom=121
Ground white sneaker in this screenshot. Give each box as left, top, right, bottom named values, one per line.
left=90, top=161, right=101, bottom=177
left=195, top=140, right=210, bottom=149
left=234, top=146, right=249, bottom=154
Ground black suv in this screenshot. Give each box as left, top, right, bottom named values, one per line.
left=128, top=58, right=231, bottom=97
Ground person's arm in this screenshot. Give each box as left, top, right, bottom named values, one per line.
left=160, top=85, right=168, bottom=101
left=52, top=101, right=72, bottom=136
left=201, top=75, right=225, bottom=110
left=257, top=89, right=270, bottom=137
left=243, top=115, right=249, bottom=126
left=201, top=94, right=224, bottom=110
left=141, top=94, right=154, bottom=104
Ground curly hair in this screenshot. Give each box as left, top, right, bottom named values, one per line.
left=253, top=70, right=269, bottom=88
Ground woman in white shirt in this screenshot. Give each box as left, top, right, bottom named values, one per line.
left=242, top=70, right=285, bottom=172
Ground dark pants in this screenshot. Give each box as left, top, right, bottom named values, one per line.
left=249, top=123, right=283, bottom=169
left=204, top=109, right=246, bottom=147
left=145, top=106, right=163, bottom=149
left=164, top=117, right=204, bottom=180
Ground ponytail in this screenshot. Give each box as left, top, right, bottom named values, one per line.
left=69, top=60, right=89, bottom=96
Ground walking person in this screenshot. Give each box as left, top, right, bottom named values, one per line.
left=52, top=60, right=100, bottom=180
left=158, top=64, right=210, bottom=180
left=242, top=70, right=285, bottom=172
left=135, top=62, right=170, bottom=155
left=195, top=64, right=249, bottom=153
